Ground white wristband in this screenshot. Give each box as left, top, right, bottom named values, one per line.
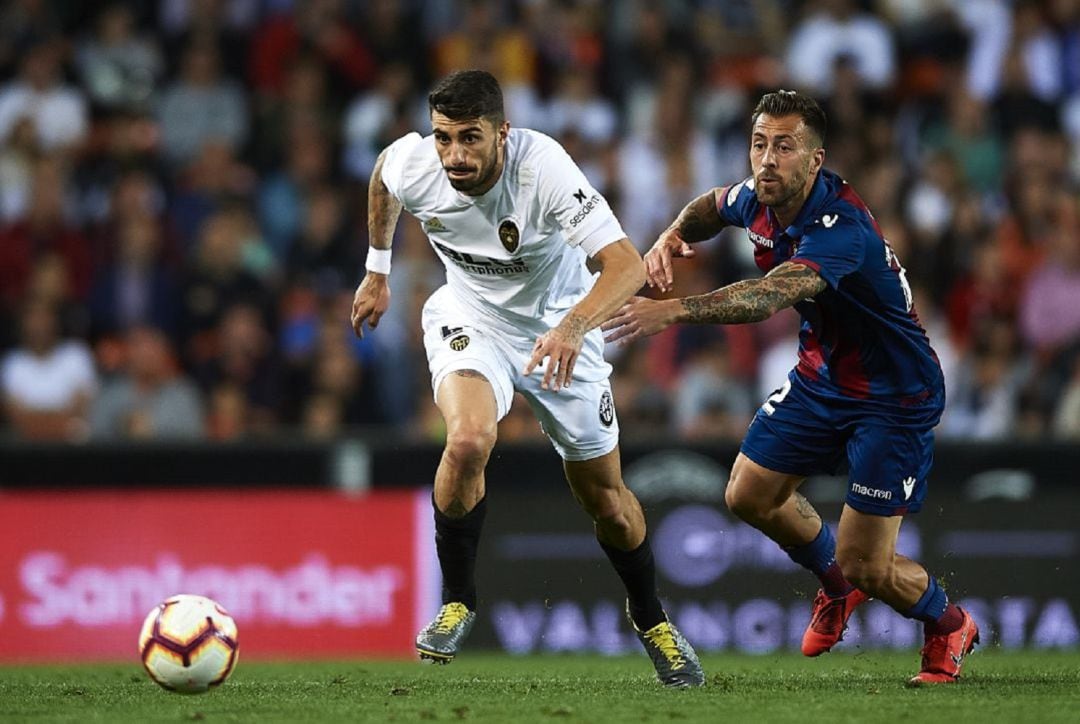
left=365, top=247, right=392, bottom=275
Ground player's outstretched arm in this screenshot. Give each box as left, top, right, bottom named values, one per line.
left=351, top=149, right=403, bottom=339
left=524, top=238, right=644, bottom=391
left=603, top=261, right=826, bottom=345
left=645, top=188, right=726, bottom=293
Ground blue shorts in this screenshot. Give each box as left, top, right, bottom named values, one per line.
left=740, top=372, right=939, bottom=516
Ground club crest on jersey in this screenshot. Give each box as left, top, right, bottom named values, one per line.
left=498, top=217, right=520, bottom=253
left=449, top=334, right=470, bottom=352
left=598, top=390, right=614, bottom=427
left=424, top=217, right=447, bottom=232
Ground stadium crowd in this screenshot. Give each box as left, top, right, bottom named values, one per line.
left=1, top=0, right=1078, bottom=444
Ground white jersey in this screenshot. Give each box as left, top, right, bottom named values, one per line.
left=380, top=128, right=627, bottom=342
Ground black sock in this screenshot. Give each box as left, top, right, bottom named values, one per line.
left=599, top=536, right=665, bottom=630
left=433, top=494, right=487, bottom=611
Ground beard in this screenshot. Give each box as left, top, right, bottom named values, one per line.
left=445, top=141, right=500, bottom=194
left=755, top=167, right=807, bottom=210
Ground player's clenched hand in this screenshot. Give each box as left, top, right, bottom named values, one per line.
left=350, top=272, right=391, bottom=339
left=602, top=296, right=681, bottom=346
left=523, top=316, right=587, bottom=392
left=644, top=227, right=695, bottom=293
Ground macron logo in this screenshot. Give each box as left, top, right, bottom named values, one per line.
left=851, top=482, right=891, bottom=501
left=902, top=476, right=916, bottom=500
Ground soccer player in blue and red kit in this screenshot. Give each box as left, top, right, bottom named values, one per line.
left=603, top=90, right=978, bottom=685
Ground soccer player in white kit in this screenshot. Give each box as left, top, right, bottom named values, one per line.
left=350, top=70, right=703, bottom=687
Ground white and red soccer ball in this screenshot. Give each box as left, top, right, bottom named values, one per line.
left=139, top=594, right=239, bottom=693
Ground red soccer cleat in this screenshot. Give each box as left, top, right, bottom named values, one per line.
left=801, top=587, right=870, bottom=657
left=907, top=607, right=979, bottom=686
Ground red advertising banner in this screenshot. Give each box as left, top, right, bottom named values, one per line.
left=0, top=490, right=436, bottom=661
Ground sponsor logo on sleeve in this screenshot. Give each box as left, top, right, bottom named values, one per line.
left=727, top=181, right=745, bottom=207
left=570, top=192, right=602, bottom=228
left=820, top=213, right=838, bottom=228
left=573, top=188, right=587, bottom=203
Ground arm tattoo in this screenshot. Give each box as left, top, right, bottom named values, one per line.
left=793, top=494, right=821, bottom=523
left=674, top=189, right=726, bottom=243
left=368, top=151, right=404, bottom=250
left=678, top=262, right=827, bottom=324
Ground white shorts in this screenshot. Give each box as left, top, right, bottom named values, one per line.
left=421, top=287, right=619, bottom=461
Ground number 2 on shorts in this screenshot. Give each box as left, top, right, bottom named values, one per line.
left=762, top=378, right=792, bottom=415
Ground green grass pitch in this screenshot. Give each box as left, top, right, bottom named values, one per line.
left=3, top=651, right=1078, bottom=723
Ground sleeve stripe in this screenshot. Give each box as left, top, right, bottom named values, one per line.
left=788, top=257, right=822, bottom=273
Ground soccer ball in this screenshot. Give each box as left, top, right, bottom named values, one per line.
left=139, top=594, right=239, bottom=694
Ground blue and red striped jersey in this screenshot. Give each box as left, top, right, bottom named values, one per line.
left=717, top=169, right=944, bottom=422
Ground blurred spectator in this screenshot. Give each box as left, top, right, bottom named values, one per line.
left=0, top=37, right=88, bottom=152
left=253, top=55, right=337, bottom=171
left=432, top=0, right=540, bottom=126
left=0, top=155, right=92, bottom=313
left=950, top=0, right=1012, bottom=100
left=940, top=320, right=1026, bottom=439
left=89, top=212, right=180, bottom=338
left=1019, top=191, right=1080, bottom=355
left=1012, top=0, right=1065, bottom=102
left=0, top=1, right=64, bottom=77
left=359, top=0, right=428, bottom=83
left=616, top=55, right=720, bottom=252
left=88, top=325, right=203, bottom=440
left=156, top=39, right=248, bottom=167
left=300, top=390, right=344, bottom=439
left=608, top=1, right=693, bottom=129
left=343, top=61, right=419, bottom=181
left=168, top=141, right=256, bottom=250
left=205, top=382, right=249, bottom=440
left=995, top=48, right=1061, bottom=138
left=922, top=91, right=1004, bottom=195
left=194, top=302, right=281, bottom=433
left=785, top=0, right=896, bottom=94
left=0, top=116, right=38, bottom=221
left=257, top=123, right=331, bottom=256
left=1053, top=358, right=1080, bottom=439
left=160, top=0, right=256, bottom=80
left=286, top=184, right=359, bottom=294
left=432, top=0, right=535, bottom=84
left=991, top=169, right=1055, bottom=310
left=249, top=0, right=376, bottom=98
left=75, top=3, right=162, bottom=113
left=672, top=331, right=754, bottom=440
left=610, top=343, right=670, bottom=441
left=1, top=298, right=96, bottom=440
left=542, top=69, right=618, bottom=151
left=84, top=167, right=169, bottom=269
left=303, top=313, right=384, bottom=427
left=180, top=209, right=271, bottom=364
